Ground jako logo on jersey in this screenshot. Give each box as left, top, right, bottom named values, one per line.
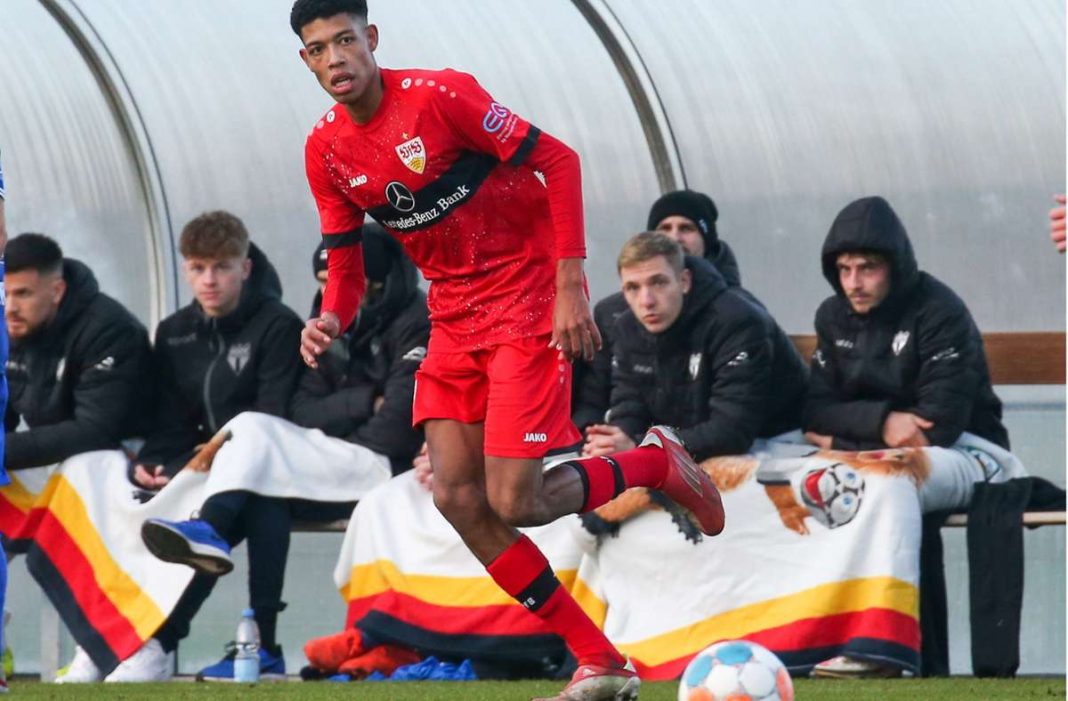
left=395, top=136, right=427, bottom=174
left=482, top=102, right=511, bottom=133
left=349, top=174, right=367, bottom=187
left=523, top=433, right=548, bottom=443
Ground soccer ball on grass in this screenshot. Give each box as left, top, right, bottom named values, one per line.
left=677, top=640, right=794, bottom=701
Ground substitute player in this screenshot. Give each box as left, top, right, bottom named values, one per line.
left=291, top=2, right=723, bottom=698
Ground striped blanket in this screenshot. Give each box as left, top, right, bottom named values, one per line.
left=0, top=412, right=391, bottom=675
left=334, top=467, right=592, bottom=671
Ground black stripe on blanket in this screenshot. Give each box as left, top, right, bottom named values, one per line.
left=358, top=610, right=567, bottom=667
left=27, top=545, right=122, bottom=675
left=776, top=637, right=919, bottom=676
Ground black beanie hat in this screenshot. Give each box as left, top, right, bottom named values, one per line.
left=646, top=190, right=719, bottom=253
left=311, top=240, right=328, bottom=276
left=311, top=223, right=397, bottom=283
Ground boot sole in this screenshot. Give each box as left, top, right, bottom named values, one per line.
left=141, top=521, right=233, bottom=576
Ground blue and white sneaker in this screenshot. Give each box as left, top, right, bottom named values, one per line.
left=141, top=518, right=233, bottom=575
left=196, top=644, right=286, bottom=682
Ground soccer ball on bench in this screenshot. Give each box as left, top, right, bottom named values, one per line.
left=677, top=640, right=794, bottom=701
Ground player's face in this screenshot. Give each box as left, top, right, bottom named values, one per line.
left=620, top=256, right=692, bottom=334
left=183, top=255, right=251, bottom=318
left=836, top=252, right=891, bottom=314
left=299, top=13, right=380, bottom=109
left=5, top=269, right=66, bottom=341
left=655, top=216, right=706, bottom=258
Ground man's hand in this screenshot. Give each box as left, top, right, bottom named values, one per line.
left=1050, top=194, right=1066, bottom=253
left=882, top=411, right=933, bottom=448
left=549, top=258, right=602, bottom=362
left=803, top=431, right=833, bottom=450
left=582, top=424, right=636, bottom=457
left=412, top=443, right=433, bottom=492
left=301, top=312, right=340, bottom=368
left=133, top=464, right=170, bottom=490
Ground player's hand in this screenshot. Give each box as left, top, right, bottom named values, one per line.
left=301, top=313, right=340, bottom=368
left=550, top=262, right=602, bottom=362
left=803, top=431, right=833, bottom=450
left=1050, top=194, right=1066, bottom=253
left=882, top=411, right=933, bottom=449
left=582, top=424, right=635, bottom=457
left=133, top=464, right=170, bottom=490
left=412, top=443, right=433, bottom=492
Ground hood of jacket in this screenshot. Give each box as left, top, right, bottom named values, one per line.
left=350, top=225, right=420, bottom=348
left=821, top=196, right=920, bottom=315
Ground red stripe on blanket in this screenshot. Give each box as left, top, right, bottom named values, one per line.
left=0, top=496, right=28, bottom=537
left=27, top=509, right=144, bottom=660
left=346, top=590, right=553, bottom=637
left=633, top=607, right=919, bottom=680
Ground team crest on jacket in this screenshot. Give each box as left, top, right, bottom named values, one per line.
left=689, top=353, right=702, bottom=380
left=228, top=343, right=251, bottom=374
left=395, top=136, right=426, bottom=174
left=892, top=331, right=910, bottom=356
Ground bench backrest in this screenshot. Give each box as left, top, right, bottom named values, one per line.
left=789, top=332, right=1065, bottom=385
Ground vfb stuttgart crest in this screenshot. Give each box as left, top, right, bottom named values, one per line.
left=395, top=136, right=426, bottom=174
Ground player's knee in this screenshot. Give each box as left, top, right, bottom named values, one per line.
left=432, top=481, right=487, bottom=526
left=489, top=491, right=541, bottom=528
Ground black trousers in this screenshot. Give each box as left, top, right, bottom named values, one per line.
left=155, top=491, right=354, bottom=652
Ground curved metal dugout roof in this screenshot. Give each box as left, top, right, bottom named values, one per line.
left=0, top=0, right=1062, bottom=332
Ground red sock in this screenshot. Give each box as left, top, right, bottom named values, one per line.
left=487, top=536, right=624, bottom=668
left=568, top=446, right=668, bottom=512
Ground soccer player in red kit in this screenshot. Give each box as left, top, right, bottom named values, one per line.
left=291, top=2, right=723, bottom=698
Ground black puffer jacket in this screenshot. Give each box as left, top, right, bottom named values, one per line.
left=138, top=244, right=304, bottom=472
left=608, top=257, right=808, bottom=460
left=573, top=240, right=742, bottom=429
left=802, top=196, right=1008, bottom=450
left=290, top=230, right=429, bottom=474
left=5, top=260, right=153, bottom=469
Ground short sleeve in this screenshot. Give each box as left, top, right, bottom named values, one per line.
left=304, top=135, right=363, bottom=235
left=432, top=70, right=540, bottom=166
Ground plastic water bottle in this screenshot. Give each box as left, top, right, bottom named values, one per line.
left=233, top=608, right=260, bottom=683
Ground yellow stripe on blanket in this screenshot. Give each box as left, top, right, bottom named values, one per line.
left=47, top=476, right=168, bottom=639
left=340, top=560, right=579, bottom=608
left=2, top=475, right=39, bottom=513
left=616, top=576, right=918, bottom=666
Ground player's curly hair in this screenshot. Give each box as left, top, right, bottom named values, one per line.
left=290, top=0, right=368, bottom=37
left=179, top=211, right=250, bottom=260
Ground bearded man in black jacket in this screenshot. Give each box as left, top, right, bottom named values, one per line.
left=584, top=232, right=806, bottom=461
left=4, top=233, right=153, bottom=469
left=802, top=196, right=1010, bottom=509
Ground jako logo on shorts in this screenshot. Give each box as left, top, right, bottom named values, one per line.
left=523, top=432, right=548, bottom=443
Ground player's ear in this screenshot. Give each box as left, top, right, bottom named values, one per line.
left=366, top=23, right=379, bottom=52
left=299, top=47, right=310, bottom=67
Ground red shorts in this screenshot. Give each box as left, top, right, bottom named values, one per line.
left=412, top=335, right=581, bottom=458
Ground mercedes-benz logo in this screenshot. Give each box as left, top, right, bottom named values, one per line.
left=385, top=181, right=416, bottom=213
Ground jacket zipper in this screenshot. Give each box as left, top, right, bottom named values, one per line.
left=203, top=321, right=225, bottom=433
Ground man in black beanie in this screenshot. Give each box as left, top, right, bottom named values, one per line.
left=574, top=190, right=806, bottom=445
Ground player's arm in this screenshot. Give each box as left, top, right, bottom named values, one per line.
left=302, top=137, right=366, bottom=367
left=434, top=70, right=600, bottom=360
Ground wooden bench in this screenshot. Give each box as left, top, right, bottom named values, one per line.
left=293, top=332, right=1066, bottom=534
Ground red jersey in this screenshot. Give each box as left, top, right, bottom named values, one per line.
left=305, top=68, right=586, bottom=351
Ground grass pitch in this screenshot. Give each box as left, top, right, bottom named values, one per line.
left=5, top=677, right=1065, bottom=700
